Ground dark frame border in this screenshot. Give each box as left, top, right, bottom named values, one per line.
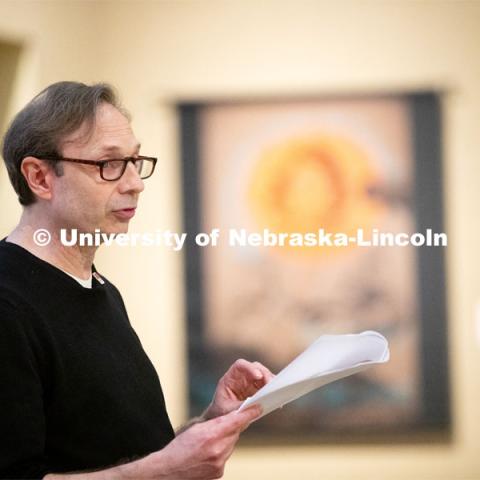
left=411, top=93, right=450, bottom=430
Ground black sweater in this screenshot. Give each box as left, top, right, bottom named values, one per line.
left=0, top=239, right=175, bottom=479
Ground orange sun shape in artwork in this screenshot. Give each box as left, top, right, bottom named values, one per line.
left=247, top=134, right=385, bottom=255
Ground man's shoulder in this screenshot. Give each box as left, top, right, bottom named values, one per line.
left=0, top=239, right=74, bottom=321
left=0, top=238, right=128, bottom=315
left=0, top=244, right=38, bottom=322
left=0, top=239, right=41, bottom=294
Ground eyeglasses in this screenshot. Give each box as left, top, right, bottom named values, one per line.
left=41, top=155, right=157, bottom=181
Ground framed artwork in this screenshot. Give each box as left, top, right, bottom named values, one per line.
left=178, top=92, right=450, bottom=442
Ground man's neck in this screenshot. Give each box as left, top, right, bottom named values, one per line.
left=7, top=207, right=97, bottom=280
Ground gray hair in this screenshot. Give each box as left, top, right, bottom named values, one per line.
left=1, top=81, right=128, bottom=206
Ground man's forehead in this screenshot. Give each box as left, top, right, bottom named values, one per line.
left=61, top=103, right=139, bottom=154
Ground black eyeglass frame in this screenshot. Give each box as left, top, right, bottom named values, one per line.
left=40, top=155, right=157, bottom=181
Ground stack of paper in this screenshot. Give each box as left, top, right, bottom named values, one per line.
left=238, top=330, right=389, bottom=419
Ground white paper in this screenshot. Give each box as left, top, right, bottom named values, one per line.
left=238, top=330, right=389, bottom=419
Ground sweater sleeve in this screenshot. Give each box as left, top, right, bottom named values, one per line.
left=0, top=296, right=49, bottom=479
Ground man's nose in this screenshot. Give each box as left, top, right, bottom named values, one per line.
left=118, top=161, right=145, bottom=194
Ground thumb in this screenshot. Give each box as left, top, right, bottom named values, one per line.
left=230, top=404, right=263, bottom=432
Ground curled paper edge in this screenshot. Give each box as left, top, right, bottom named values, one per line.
left=238, top=330, right=390, bottom=419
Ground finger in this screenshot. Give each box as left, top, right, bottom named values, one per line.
left=234, top=359, right=273, bottom=384
left=252, top=361, right=275, bottom=380
left=223, top=360, right=275, bottom=397
left=237, top=409, right=259, bottom=433
left=215, top=404, right=262, bottom=435
left=251, top=362, right=275, bottom=388
left=222, top=360, right=263, bottom=393
left=233, top=404, right=262, bottom=425
left=229, top=359, right=258, bottom=379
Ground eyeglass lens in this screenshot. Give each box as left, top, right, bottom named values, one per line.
left=102, top=158, right=154, bottom=180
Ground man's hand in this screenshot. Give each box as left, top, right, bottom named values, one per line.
left=203, top=359, right=274, bottom=420
left=120, top=405, right=262, bottom=480
left=44, top=406, right=261, bottom=480
left=44, top=360, right=272, bottom=480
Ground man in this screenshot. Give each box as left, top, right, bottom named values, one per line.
left=0, top=82, right=273, bottom=479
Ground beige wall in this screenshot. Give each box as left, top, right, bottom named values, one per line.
left=0, top=1, right=479, bottom=478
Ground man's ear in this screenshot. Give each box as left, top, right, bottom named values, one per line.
left=20, top=157, right=55, bottom=201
